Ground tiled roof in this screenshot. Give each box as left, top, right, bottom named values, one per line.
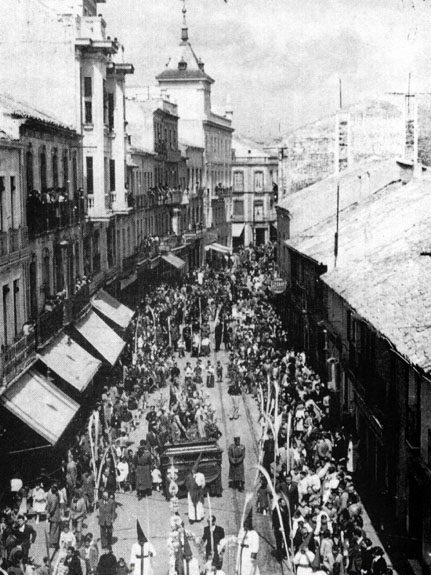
left=0, top=93, right=71, bottom=130
left=323, top=241, right=431, bottom=372
left=286, top=169, right=431, bottom=372
left=278, top=158, right=402, bottom=237
left=156, top=41, right=214, bottom=84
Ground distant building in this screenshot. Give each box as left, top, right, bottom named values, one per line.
left=278, top=98, right=406, bottom=197
left=155, top=2, right=233, bottom=228
left=231, top=135, right=278, bottom=249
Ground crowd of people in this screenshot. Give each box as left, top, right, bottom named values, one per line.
left=0, top=242, right=392, bottom=575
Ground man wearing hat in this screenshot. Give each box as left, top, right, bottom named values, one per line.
left=228, top=437, right=245, bottom=491
left=129, top=521, right=156, bottom=575
left=236, top=510, right=259, bottom=575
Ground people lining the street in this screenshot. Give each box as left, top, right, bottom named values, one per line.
left=0, top=242, right=392, bottom=575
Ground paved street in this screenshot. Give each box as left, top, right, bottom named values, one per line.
left=29, top=334, right=284, bottom=574
left=27, top=322, right=395, bottom=575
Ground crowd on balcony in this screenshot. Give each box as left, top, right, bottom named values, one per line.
left=26, top=189, right=85, bottom=235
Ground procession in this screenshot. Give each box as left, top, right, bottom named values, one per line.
left=0, top=243, right=392, bottom=575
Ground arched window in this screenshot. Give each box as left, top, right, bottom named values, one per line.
left=40, top=149, right=47, bottom=191
left=26, top=149, right=34, bottom=191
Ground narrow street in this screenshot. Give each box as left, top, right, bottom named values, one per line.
left=29, top=324, right=284, bottom=574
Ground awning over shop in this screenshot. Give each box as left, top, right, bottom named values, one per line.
left=271, top=221, right=278, bottom=229
left=75, top=310, right=125, bottom=366
left=161, top=252, right=186, bottom=270
left=232, top=223, right=245, bottom=237
left=1, top=369, right=80, bottom=445
left=91, top=289, right=134, bottom=329
left=38, top=333, right=101, bottom=393
left=205, top=242, right=232, bottom=255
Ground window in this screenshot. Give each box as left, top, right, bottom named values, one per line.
left=84, top=76, right=92, bottom=98
left=63, top=152, right=69, bottom=193
left=26, top=150, right=33, bottom=191
left=72, top=153, right=78, bottom=193
left=0, top=177, right=5, bottom=232
left=40, top=150, right=47, bottom=190
left=254, top=200, right=264, bottom=219
left=10, top=177, right=16, bottom=228
left=2, top=284, right=9, bottom=344
left=233, top=199, right=244, bottom=217
left=407, top=370, right=420, bottom=447
left=108, top=92, right=115, bottom=130
left=93, top=230, right=101, bottom=273
left=86, top=157, right=94, bottom=194
left=233, top=171, right=244, bottom=192
left=84, top=77, right=93, bottom=124
left=254, top=171, right=264, bottom=191
left=109, top=160, right=116, bottom=191
left=13, top=279, right=19, bottom=338
left=52, top=150, right=58, bottom=188
left=85, top=101, right=93, bottom=124
left=42, top=249, right=50, bottom=295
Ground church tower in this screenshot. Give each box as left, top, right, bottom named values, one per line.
left=156, top=0, right=216, bottom=146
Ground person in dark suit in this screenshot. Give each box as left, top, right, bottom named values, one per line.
left=201, top=515, right=225, bottom=565
left=281, top=473, right=299, bottom=513
left=14, top=515, right=36, bottom=563
left=371, top=547, right=387, bottom=575
left=97, top=491, right=116, bottom=549
left=97, top=546, right=117, bottom=575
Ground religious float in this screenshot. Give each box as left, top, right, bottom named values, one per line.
left=160, top=438, right=223, bottom=500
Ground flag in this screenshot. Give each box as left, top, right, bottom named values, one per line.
left=137, top=519, right=148, bottom=543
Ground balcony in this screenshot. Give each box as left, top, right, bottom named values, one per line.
left=137, top=239, right=160, bottom=263
left=0, top=331, right=36, bottom=386
left=159, top=234, right=184, bottom=252
left=122, top=253, right=137, bottom=275
left=36, top=302, right=65, bottom=347
left=231, top=214, right=245, bottom=222
left=63, top=284, right=91, bottom=324
left=155, top=140, right=167, bottom=156
left=0, top=227, right=29, bottom=265
left=27, top=197, right=86, bottom=238
left=164, top=190, right=183, bottom=206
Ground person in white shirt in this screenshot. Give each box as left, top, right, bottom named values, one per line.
left=130, top=528, right=156, bottom=575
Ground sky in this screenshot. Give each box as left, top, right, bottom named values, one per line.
left=101, top=0, right=431, bottom=141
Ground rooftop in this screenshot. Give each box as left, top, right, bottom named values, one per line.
left=279, top=158, right=405, bottom=237
left=0, top=93, right=72, bottom=131
left=286, top=167, right=431, bottom=372
left=156, top=2, right=214, bottom=85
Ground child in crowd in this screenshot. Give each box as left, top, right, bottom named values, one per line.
left=151, top=467, right=163, bottom=493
